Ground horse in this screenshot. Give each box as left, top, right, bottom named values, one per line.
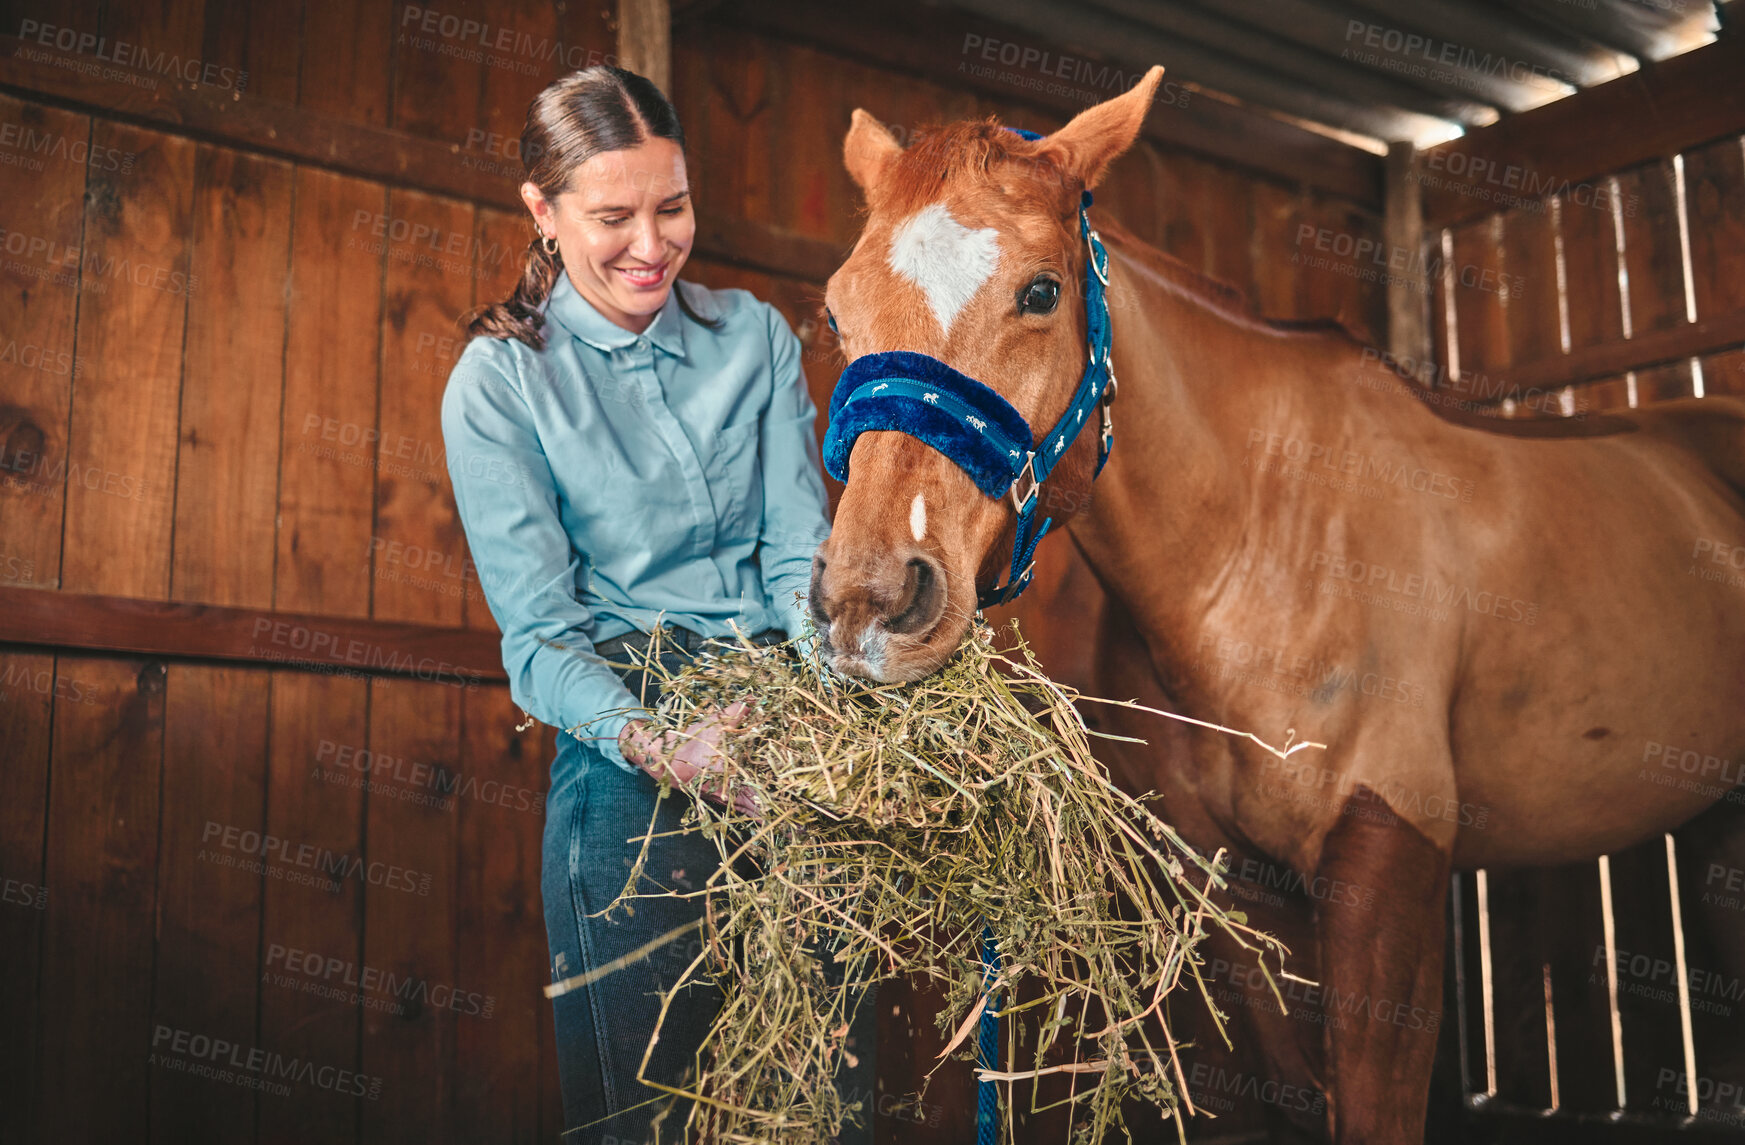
left=806, top=66, right=1745, bottom=1142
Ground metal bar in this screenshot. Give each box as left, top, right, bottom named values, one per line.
left=1665, top=833, right=1699, bottom=1117
left=1598, top=855, right=1627, bottom=1109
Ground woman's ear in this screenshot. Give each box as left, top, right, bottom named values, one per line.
left=521, top=181, right=553, bottom=235
left=844, top=109, right=902, bottom=195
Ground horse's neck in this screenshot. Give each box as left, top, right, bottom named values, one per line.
left=1073, top=244, right=1376, bottom=654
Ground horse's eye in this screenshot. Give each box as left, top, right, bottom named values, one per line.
left=824, top=307, right=839, bottom=335
left=1018, top=277, right=1060, bottom=315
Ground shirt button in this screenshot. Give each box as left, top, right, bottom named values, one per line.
left=633, top=337, right=648, bottom=351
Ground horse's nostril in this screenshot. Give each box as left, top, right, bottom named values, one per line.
left=881, top=554, right=945, bottom=635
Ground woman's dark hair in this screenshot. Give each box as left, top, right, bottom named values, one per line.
left=467, top=66, right=717, bottom=349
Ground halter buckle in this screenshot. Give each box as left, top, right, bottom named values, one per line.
left=1088, top=230, right=1110, bottom=287
left=1009, top=453, right=1038, bottom=515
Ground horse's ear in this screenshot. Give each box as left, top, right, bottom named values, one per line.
left=844, top=109, right=902, bottom=193
left=1036, top=65, right=1165, bottom=190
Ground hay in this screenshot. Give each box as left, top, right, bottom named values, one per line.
left=554, top=617, right=1316, bottom=1144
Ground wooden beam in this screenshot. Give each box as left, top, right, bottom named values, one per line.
left=706, top=0, right=1384, bottom=208
left=0, top=34, right=836, bottom=284
left=1385, top=141, right=1432, bottom=365
left=0, top=587, right=508, bottom=685
left=618, top=0, right=672, bottom=96
left=1421, top=33, right=1745, bottom=228
left=1501, top=307, right=1745, bottom=394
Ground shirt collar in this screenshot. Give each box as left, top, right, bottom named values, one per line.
left=545, top=272, right=688, bottom=359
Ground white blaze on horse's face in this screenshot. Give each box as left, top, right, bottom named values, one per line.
left=886, top=203, right=1002, bottom=336
left=909, top=493, right=927, bottom=542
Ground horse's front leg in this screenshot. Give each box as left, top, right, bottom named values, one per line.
left=1316, top=783, right=1452, bottom=1144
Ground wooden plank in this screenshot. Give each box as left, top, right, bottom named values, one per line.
left=390, top=0, right=485, bottom=143
left=172, top=144, right=291, bottom=608
left=0, top=94, right=87, bottom=589
left=620, top=0, right=673, bottom=95
left=39, top=655, right=164, bottom=1142
left=1682, top=136, right=1745, bottom=365
left=58, top=120, right=194, bottom=598
left=1558, top=180, right=1626, bottom=357
left=149, top=663, right=269, bottom=1145
left=699, top=0, right=1383, bottom=208
left=256, top=670, right=368, bottom=1145
left=278, top=167, right=385, bottom=618
left=1387, top=142, right=1431, bottom=365
left=0, top=649, right=55, bottom=1145
left=1449, top=215, right=1511, bottom=393
left=201, top=0, right=301, bottom=105
left=453, top=683, right=551, bottom=1143
left=298, top=0, right=392, bottom=127
left=360, top=674, right=462, bottom=1144
left=372, top=188, right=472, bottom=628
left=1701, top=347, right=1745, bottom=399
left=1495, top=307, right=1745, bottom=395
left=1294, top=191, right=1388, bottom=344
left=1486, top=868, right=1554, bottom=1110
left=0, top=586, right=504, bottom=682
left=1421, top=35, right=1745, bottom=228
left=1617, top=159, right=1694, bottom=406
left=1606, top=833, right=1689, bottom=1118
left=0, top=38, right=859, bottom=285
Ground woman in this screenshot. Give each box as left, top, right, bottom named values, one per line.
left=442, top=67, right=872, bottom=1142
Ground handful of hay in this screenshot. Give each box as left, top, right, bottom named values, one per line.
left=561, top=618, right=1307, bottom=1144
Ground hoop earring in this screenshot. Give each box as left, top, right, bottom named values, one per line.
left=541, top=233, right=558, bottom=256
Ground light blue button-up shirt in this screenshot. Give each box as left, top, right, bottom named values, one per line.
left=441, top=272, right=830, bottom=772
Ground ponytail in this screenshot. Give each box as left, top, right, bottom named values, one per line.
left=467, top=234, right=563, bottom=350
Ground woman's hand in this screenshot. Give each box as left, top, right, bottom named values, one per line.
left=619, top=700, right=763, bottom=817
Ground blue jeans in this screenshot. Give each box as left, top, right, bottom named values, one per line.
left=541, top=638, right=877, bottom=1143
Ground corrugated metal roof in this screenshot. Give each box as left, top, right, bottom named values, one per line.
left=943, top=0, right=1728, bottom=150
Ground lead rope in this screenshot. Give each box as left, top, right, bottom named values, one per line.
left=978, top=924, right=1001, bottom=1145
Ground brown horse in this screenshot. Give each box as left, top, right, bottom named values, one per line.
left=808, top=67, right=1745, bottom=1142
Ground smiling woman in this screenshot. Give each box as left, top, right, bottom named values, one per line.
left=442, top=65, right=871, bottom=1144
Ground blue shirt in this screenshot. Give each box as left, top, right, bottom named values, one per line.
left=441, top=272, right=830, bottom=772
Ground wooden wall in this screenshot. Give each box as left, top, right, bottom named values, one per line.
left=1426, top=130, right=1745, bottom=1137
left=0, top=1, right=1385, bottom=1141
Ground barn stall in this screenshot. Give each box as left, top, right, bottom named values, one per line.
left=0, top=0, right=1741, bottom=1141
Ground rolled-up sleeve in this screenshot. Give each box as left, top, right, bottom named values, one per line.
left=757, top=308, right=832, bottom=649
left=441, top=351, right=648, bottom=772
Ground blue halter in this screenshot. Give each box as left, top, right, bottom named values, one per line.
left=822, top=135, right=1117, bottom=610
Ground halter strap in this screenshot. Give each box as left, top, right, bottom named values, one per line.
left=823, top=142, right=1117, bottom=609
